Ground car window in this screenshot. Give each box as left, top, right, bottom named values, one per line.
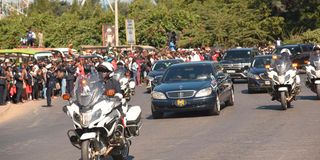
left=153, top=61, right=181, bottom=71
left=252, top=57, right=271, bottom=68
left=163, top=65, right=213, bottom=82
left=223, top=50, right=251, bottom=60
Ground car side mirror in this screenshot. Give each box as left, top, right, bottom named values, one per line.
left=154, top=76, right=163, bottom=84
left=217, top=73, right=226, bottom=80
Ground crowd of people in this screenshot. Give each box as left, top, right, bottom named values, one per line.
left=0, top=45, right=275, bottom=106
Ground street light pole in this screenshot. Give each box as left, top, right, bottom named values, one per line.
left=115, top=0, right=119, bottom=46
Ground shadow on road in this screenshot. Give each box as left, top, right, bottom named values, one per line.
left=241, top=89, right=268, bottom=95
left=256, top=105, right=287, bottom=111
left=297, top=95, right=318, bottom=101
left=145, top=110, right=218, bottom=120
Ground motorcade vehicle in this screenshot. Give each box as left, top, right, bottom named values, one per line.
left=0, top=48, right=53, bottom=63
left=247, top=55, right=272, bottom=93
left=219, top=48, right=260, bottom=80
left=151, top=62, right=234, bottom=119
left=50, top=48, right=78, bottom=60
left=146, top=59, right=184, bottom=92
left=273, top=44, right=314, bottom=69
left=266, top=54, right=301, bottom=110
left=305, top=51, right=320, bottom=99
left=113, top=68, right=136, bottom=101
left=62, top=73, right=142, bottom=160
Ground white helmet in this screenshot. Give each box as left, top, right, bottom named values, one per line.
left=97, top=62, right=114, bottom=78
left=280, top=48, right=291, bottom=55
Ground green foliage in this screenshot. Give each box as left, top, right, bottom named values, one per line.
left=0, top=0, right=319, bottom=49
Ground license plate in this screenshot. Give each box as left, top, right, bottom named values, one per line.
left=227, top=70, right=236, bottom=73
left=176, top=99, right=186, bottom=107
left=264, top=81, right=270, bottom=85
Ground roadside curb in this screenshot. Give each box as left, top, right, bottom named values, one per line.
left=0, top=104, right=11, bottom=117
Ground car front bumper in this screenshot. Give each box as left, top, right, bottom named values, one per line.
left=248, top=78, right=271, bottom=90
left=151, top=96, right=216, bottom=112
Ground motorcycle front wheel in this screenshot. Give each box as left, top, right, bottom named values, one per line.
left=280, top=92, right=287, bottom=110
left=112, top=140, right=130, bottom=160
left=81, top=140, right=102, bottom=160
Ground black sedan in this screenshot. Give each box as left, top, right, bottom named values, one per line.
left=151, top=62, right=234, bottom=119
left=247, top=55, right=272, bottom=93
left=146, top=59, right=184, bottom=92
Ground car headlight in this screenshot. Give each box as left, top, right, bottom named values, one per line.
left=195, top=87, right=212, bottom=97
left=151, top=91, right=167, bottom=99
left=247, top=72, right=260, bottom=80
left=147, top=76, right=154, bottom=81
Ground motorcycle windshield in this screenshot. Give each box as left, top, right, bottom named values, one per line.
left=72, top=73, right=105, bottom=109
left=310, top=53, right=320, bottom=70
left=273, top=56, right=291, bottom=75
left=113, top=69, right=126, bottom=81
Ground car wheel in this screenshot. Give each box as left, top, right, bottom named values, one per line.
left=225, top=89, right=235, bottom=106
left=151, top=106, right=163, bottom=119
left=208, top=95, right=220, bottom=116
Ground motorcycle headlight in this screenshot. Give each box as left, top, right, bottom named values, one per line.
left=73, top=112, right=81, bottom=124
left=285, top=74, right=291, bottom=82
left=273, top=75, right=279, bottom=82
left=278, top=75, right=285, bottom=84
left=91, top=109, right=102, bottom=122
left=195, top=87, right=212, bottom=97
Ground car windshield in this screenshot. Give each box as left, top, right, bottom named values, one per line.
left=252, top=57, right=271, bottom=68
left=153, top=61, right=181, bottom=71
left=162, top=65, right=213, bottom=82
left=274, top=46, right=301, bottom=55
left=72, top=72, right=105, bottom=110
left=223, top=50, right=251, bottom=60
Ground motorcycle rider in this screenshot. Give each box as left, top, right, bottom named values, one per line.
left=96, top=62, right=128, bottom=117
left=269, top=48, right=301, bottom=100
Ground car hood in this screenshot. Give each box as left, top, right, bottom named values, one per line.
left=148, top=70, right=165, bottom=78
left=220, top=59, right=250, bottom=64
left=249, top=67, right=266, bottom=74
left=155, top=80, right=211, bottom=92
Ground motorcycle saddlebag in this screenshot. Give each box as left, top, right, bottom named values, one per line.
left=126, top=106, right=142, bottom=136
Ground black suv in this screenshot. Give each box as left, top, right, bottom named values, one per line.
left=273, top=44, right=314, bottom=68
left=219, top=48, right=260, bottom=80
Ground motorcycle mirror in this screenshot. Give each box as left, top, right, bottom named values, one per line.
left=62, top=93, right=71, bottom=100
left=62, top=106, right=68, bottom=113
left=105, top=89, right=115, bottom=97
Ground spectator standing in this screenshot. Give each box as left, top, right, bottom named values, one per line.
left=66, top=61, right=76, bottom=94
left=0, top=64, right=7, bottom=105
left=45, top=64, right=56, bottom=107
left=13, top=67, right=23, bottom=103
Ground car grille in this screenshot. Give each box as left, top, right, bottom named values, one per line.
left=166, top=90, right=196, bottom=99
left=259, top=73, right=269, bottom=80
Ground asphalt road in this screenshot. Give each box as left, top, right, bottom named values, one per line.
left=1, top=75, right=320, bottom=160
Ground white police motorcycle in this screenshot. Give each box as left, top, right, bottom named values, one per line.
left=305, top=52, right=320, bottom=99
left=113, top=69, right=136, bottom=101
left=266, top=54, right=300, bottom=110
left=62, top=73, right=141, bottom=160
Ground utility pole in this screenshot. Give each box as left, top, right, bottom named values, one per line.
left=115, top=0, right=119, bottom=46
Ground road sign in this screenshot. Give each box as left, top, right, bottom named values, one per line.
left=125, top=19, right=136, bottom=45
